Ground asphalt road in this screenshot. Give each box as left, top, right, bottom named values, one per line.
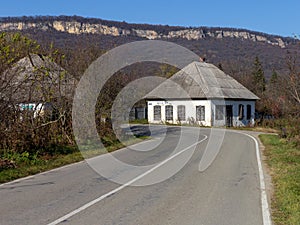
left=0, top=126, right=269, bottom=225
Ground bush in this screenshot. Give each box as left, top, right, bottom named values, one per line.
left=260, top=117, right=300, bottom=146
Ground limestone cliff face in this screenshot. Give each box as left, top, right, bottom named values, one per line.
left=0, top=20, right=287, bottom=48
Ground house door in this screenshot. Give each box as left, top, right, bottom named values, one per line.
left=226, top=105, right=233, bottom=127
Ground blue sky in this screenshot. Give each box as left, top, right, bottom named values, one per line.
left=0, top=0, right=299, bottom=37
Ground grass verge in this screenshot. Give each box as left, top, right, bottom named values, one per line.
left=259, top=134, right=300, bottom=225
left=0, top=136, right=148, bottom=184
left=0, top=151, right=84, bottom=184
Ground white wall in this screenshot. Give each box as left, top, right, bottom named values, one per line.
left=147, top=99, right=256, bottom=127
left=211, top=99, right=256, bottom=127
left=18, top=102, right=53, bottom=118
left=233, top=100, right=256, bottom=126
left=147, top=100, right=212, bottom=126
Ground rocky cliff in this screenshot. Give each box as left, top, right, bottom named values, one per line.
left=0, top=18, right=288, bottom=48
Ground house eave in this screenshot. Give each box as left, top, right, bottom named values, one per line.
left=145, top=97, right=259, bottom=101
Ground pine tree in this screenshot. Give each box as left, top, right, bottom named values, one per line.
left=270, top=70, right=278, bottom=85
left=252, top=56, right=266, bottom=96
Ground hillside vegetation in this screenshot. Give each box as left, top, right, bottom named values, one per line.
left=0, top=16, right=300, bottom=173
left=1, top=15, right=300, bottom=79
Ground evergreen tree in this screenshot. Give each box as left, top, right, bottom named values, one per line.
left=252, top=56, right=266, bottom=96
left=270, top=69, right=278, bottom=85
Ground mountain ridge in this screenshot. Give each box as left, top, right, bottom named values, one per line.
left=2, top=15, right=300, bottom=81
left=0, top=15, right=295, bottom=48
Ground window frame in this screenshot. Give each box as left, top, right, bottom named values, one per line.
left=196, top=105, right=205, bottom=121
left=177, top=105, right=186, bottom=121
left=153, top=105, right=161, bottom=121
left=239, top=104, right=244, bottom=120
left=215, top=105, right=225, bottom=120
left=246, top=104, right=251, bottom=120
left=165, top=105, right=173, bottom=121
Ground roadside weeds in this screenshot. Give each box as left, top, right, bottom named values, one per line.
left=0, top=137, right=148, bottom=184
left=259, top=134, right=300, bottom=225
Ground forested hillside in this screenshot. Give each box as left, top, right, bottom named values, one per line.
left=1, top=16, right=300, bottom=174
left=1, top=15, right=299, bottom=80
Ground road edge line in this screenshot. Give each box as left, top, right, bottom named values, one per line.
left=239, top=132, right=272, bottom=225
left=0, top=134, right=154, bottom=187
left=0, top=160, right=85, bottom=187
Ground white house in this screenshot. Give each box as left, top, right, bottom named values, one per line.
left=18, top=102, right=54, bottom=118
left=1, top=54, right=77, bottom=119
left=145, top=61, right=259, bottom=127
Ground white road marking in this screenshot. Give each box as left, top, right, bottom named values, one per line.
left=47, top=135, right=208, bottom=225
left=1, top=125, right=272, bottom=225
left=0, top=161, right=85, bottom=188
left=236, top=132, right=272, bottom=225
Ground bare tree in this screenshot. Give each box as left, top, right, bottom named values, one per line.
left=0, top=32, right=76, bottom=153
left=286, top=52, right=300, bottom=106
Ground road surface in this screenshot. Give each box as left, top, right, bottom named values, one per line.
left=0, top=126, right=270, bottom=225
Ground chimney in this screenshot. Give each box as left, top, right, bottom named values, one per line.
left=199, top=57, right=206, bottom=62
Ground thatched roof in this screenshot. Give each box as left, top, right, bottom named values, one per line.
left=1, top=54, right=77, bottom=103
left=145, top=61, right=259, bottom=100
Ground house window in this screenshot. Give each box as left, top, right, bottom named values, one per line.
left=196, top=106, right=205, bottom=121
left=177, top=105, right=186, bottom=121
left=239, top=104, right=244, bottom=120
left=216, top=105, right=224, bottom=120
left=165, top=105, right=173, bottom=120
left=247, top=104, right=251, bottom=120
left=154, top=105, right=161, bottom=121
